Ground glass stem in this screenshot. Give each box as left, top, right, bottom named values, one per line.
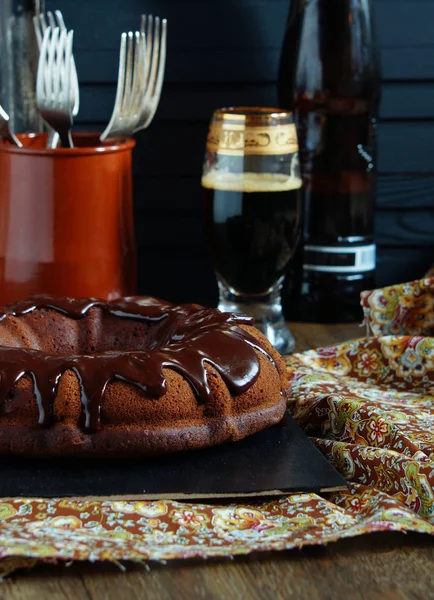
left=217, top=281, right=296, bottom=355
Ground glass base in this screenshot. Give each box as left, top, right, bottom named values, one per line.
left=218, top=283, right=296, bottom=355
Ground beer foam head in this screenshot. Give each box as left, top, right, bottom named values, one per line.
left=201, top=171, right=302, bottom=193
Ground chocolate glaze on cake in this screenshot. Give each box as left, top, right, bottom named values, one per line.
left=0, top=296, right=287, bottom=457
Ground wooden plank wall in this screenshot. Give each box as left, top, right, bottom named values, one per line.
left=47, top=0, right=434, bottom=305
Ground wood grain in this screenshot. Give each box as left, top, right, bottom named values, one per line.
left=78, top=82, right=279, bottom=124
left=381, top=84, right=434, bottom=120
left=375, top=247, right=434, bottom=287
left=75, top=81, right=434, bottom=123
left=4, top=540, right=434, bottom=600
left=0, top=323, right=432, bottom=599
left=378, top=122, right=434, bottom=173
left=377, top=175, right=434, bottom=210
left=68, top=47, right=434, bottom=83
left=376, top=210, right=434, bottom=247
left=46, top=0, right=434, bottom=54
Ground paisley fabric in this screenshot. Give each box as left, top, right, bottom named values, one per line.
left=287, top=335, right=434, bottom=523
left=2, top=277, right=434, bottom=576
left=361, top=276, right=434, bottom=336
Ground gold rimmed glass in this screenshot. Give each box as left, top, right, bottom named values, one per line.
left=202, top=106, right=302, bottom=354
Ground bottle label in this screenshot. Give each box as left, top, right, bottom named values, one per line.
left=303, top=244, right=376, bottom=273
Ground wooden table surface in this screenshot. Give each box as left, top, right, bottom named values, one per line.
left=3, top=322, right=433, bottom=600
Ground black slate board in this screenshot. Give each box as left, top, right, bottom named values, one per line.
left=0, top=413, right=347, bottom=499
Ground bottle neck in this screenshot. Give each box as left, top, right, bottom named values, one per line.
left=289, top=0, right=380, bottom=100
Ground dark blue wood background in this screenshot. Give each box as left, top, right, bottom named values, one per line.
left=47, top=0, right=434, bottom=305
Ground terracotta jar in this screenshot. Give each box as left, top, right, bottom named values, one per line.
left=0, top=132, right=136, bottom=304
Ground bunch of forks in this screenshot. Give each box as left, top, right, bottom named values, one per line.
left=30, top=9, right=167, bottom=148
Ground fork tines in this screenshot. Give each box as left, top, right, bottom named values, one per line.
left=100, top=29, right=147, bottom=141
left=135, top=14, right=167, bottom=133
left=36, top=26, right=75, bottom=148
left=33, top=9, right=66, bottom=49
left=100, top=14, right=167, bottom=141
left=33, top=10, right=79, bottom=117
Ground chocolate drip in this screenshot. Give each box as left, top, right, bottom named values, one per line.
left=0, top=296, right=275, bottom=432
left=0, top=295, right=175, bottom=322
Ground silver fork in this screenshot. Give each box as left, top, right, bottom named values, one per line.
left=36, top=26, right=75, bottom=148
left=33, top=10, right=80, bottom=148
left=0, top=105, right=23, bottom=147
left=133, top=15, right=167, bottom=134
left=100, top=31, right=147, bottom=141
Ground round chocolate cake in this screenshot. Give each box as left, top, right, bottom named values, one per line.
left=0, top=296, right=287, bottom=457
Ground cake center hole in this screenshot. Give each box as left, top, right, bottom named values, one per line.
left=86, top=320, right=160, bottom=354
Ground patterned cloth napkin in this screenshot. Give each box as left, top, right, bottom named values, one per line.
left=1, top=277, right=434, bottom=576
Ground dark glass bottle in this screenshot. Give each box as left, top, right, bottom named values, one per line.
left=278, top=0, right=381, bottom=322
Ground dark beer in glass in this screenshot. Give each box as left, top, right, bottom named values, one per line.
left=202, top=107, right=302, bottom=353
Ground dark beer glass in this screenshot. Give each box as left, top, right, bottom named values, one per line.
left=202, top=107, right=302, bottom=354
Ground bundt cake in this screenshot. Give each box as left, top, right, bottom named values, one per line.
left=0, top=296, right=287, bottom=457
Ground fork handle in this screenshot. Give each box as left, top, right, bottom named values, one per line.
left=59, top=130, right=74, bottom=149
left=46, top=129, right=60, bottom=149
